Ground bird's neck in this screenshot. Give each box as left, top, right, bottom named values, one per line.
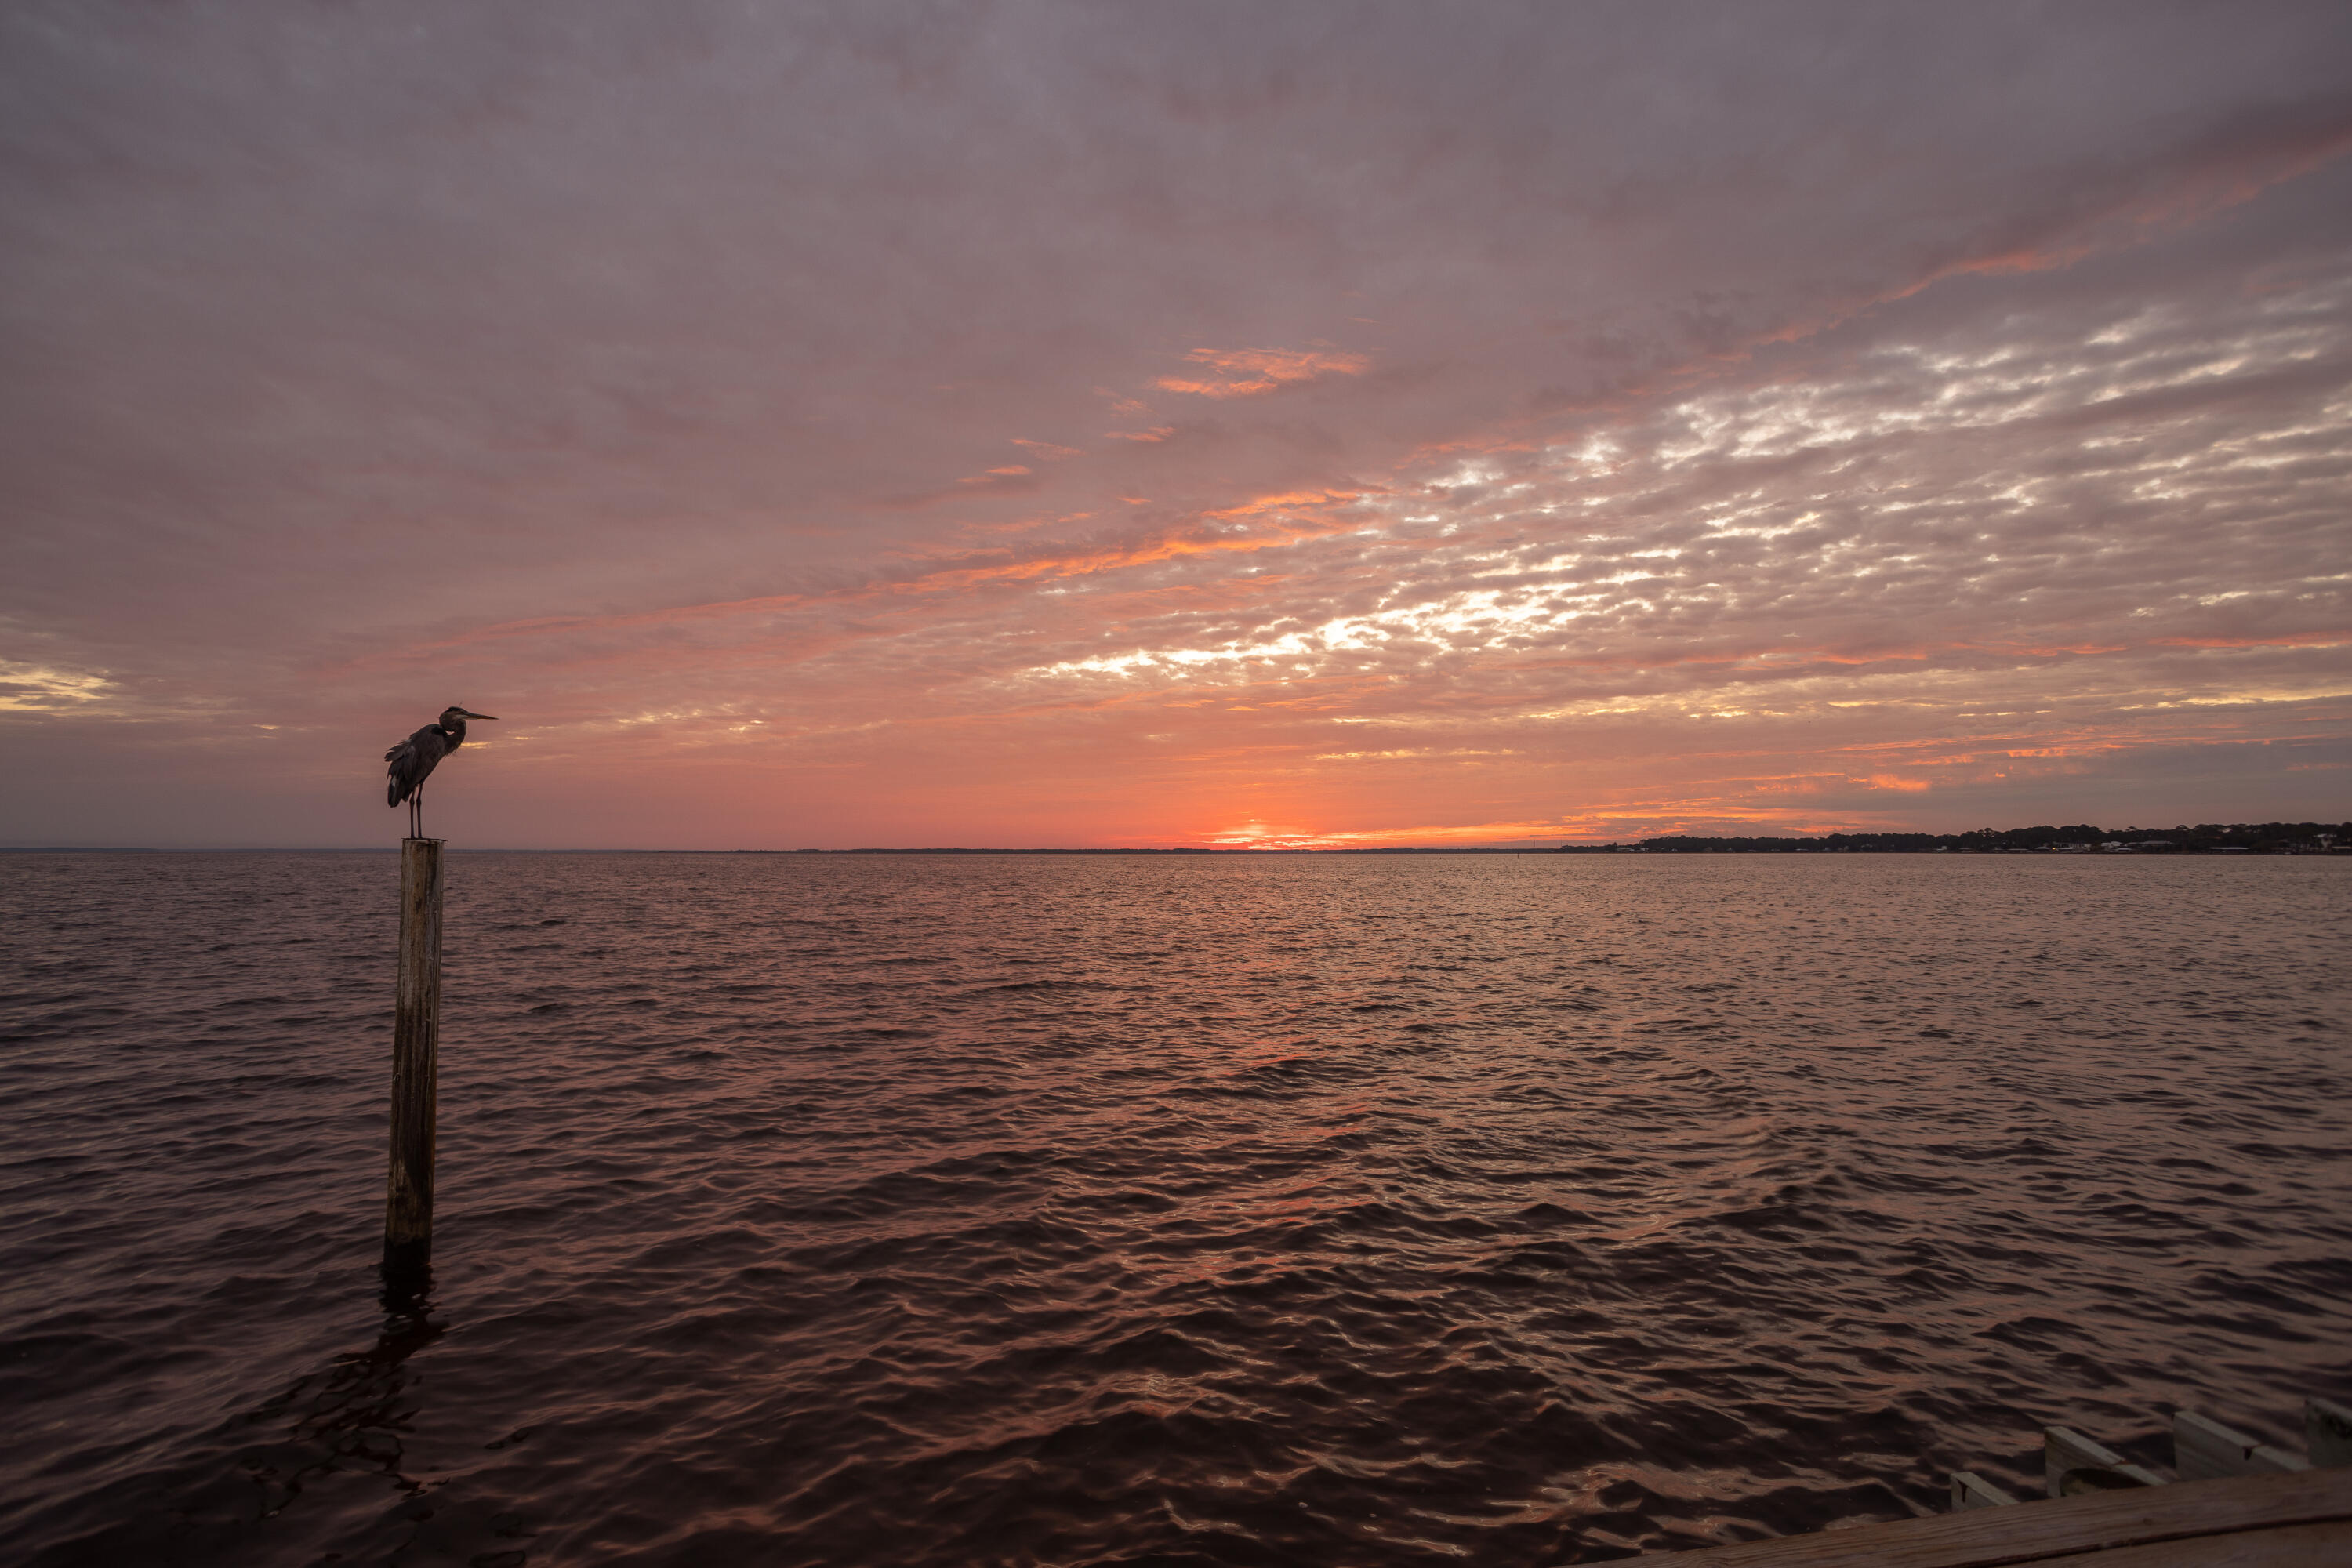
left=441, top=720, right=466, bottom=746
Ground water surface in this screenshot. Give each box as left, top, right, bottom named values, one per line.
left=3, top=852, right=2347, bottom=1564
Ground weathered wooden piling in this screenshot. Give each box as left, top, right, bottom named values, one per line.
left=2043, top=1424, right=2165, bottom=1494
left=2176, top=1408, right=2307, bottom=1480
left=2314, top=1398, right=2352, bottom=1468
left=385, top=837, right=443, bottom=1269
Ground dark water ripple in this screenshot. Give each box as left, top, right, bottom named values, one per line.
left=2, top=852, right=2347, bottom=1565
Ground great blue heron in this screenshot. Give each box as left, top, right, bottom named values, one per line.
left=386, top=706, right=497, bottom=839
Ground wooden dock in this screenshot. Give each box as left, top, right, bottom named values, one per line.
left=1640, top=1464, right=2352, bottom=1565
left=1642, top=1396, right=2352, bottom=1566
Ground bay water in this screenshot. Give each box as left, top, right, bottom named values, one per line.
left=3, top=851, right=2346, bottom=1564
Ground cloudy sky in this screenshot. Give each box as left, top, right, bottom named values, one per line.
left=4, top=1, right=2348, bottom=847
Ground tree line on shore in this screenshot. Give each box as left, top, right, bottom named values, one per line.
left=1566, top=822, right=2348, bottom=854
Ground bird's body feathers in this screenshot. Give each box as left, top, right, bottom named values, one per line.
left=384, top=707, right=495, bottom=822
left=385, top=722, right=460, bottom=807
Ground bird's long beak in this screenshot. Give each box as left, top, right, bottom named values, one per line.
left=453, top=710, right=499, bottom=720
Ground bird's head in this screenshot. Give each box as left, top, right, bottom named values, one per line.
left=441, top=706, right=498, bottom=724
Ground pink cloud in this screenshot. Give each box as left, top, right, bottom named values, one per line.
left=1153, top=347, right=1373, bottom=398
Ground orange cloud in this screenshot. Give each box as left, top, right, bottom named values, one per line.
left=1751, top=122, right=2352, bottom=356
left=1154, top=346, right=1371, bottom=398
left=356, top=487, right=1377, bottom=669
left=2151, top=632, right=2351, bottom=650
left=873, top=463, right=1045, bottom=509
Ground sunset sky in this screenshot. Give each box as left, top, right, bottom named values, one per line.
left=4, top=2, right=2348, bottom=848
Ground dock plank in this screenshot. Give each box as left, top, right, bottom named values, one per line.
left=2038, top=1516, right=2352, bottom=1566
left=1634, top=1465, right=2352, bottom=1566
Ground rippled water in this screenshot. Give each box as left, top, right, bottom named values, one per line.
left=3, top=851, right=2347, bottom=1565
